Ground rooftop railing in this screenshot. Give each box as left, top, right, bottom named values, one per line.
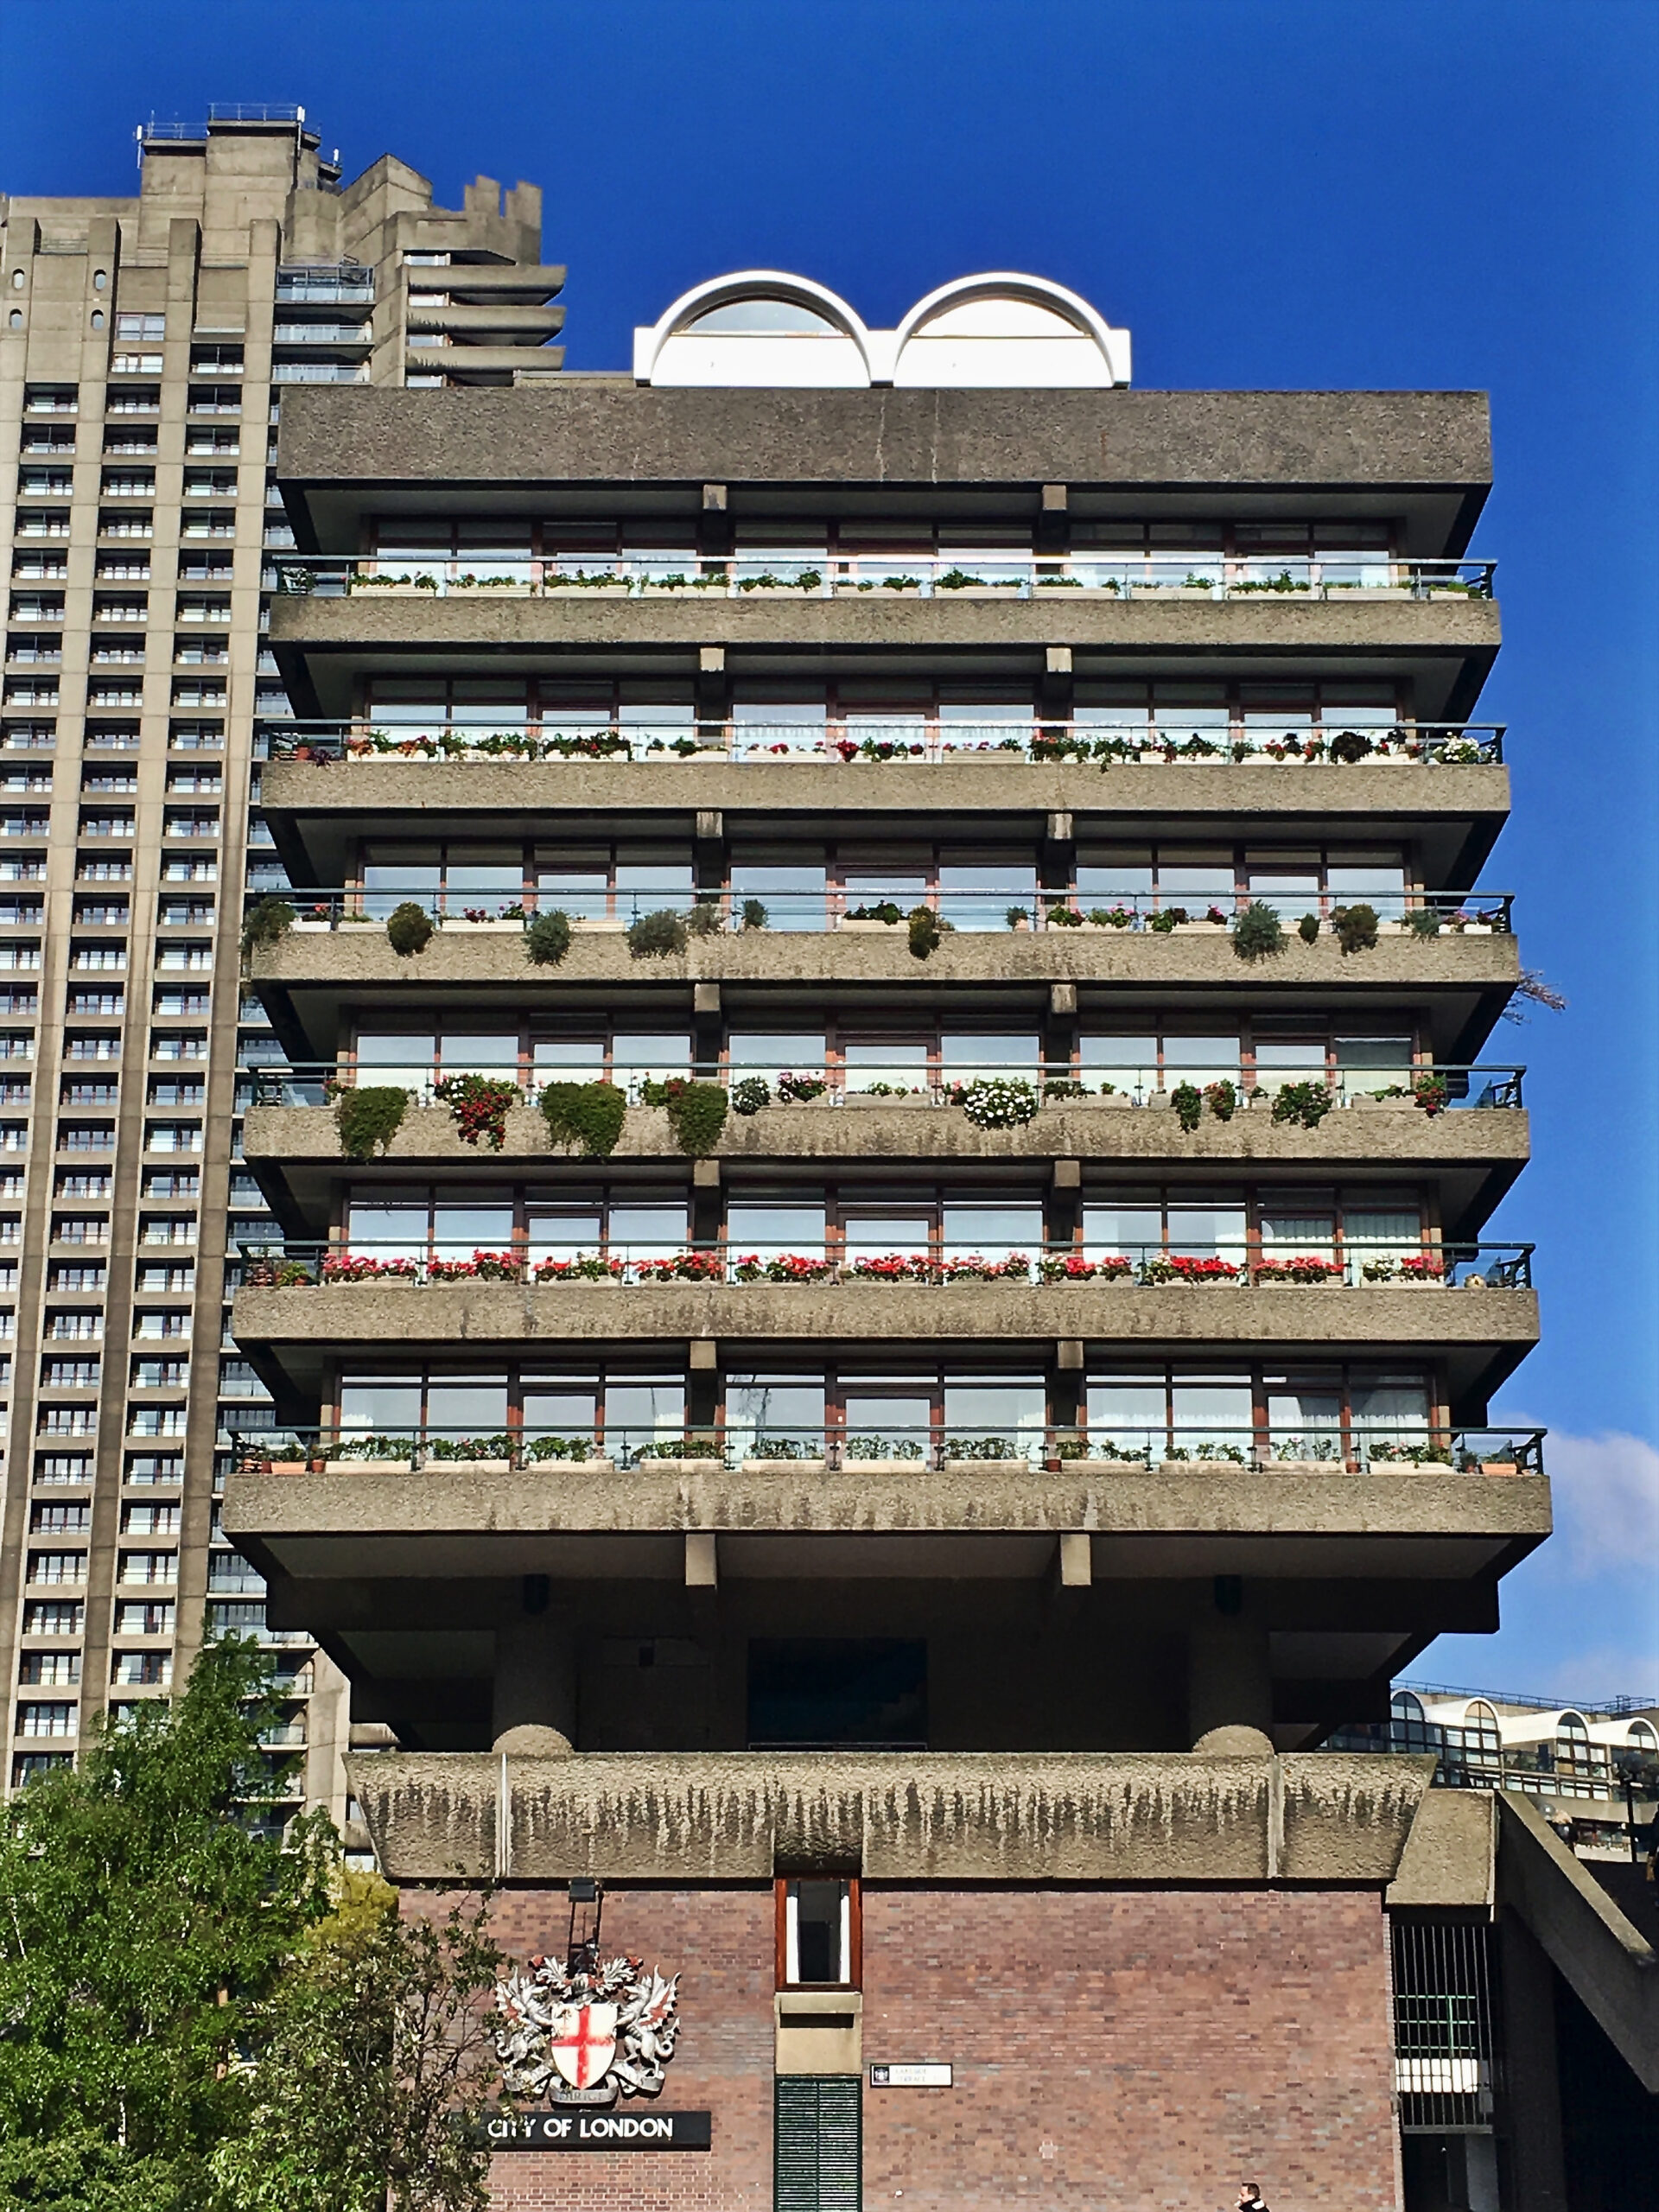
left=258, top=885, right=1516, bottom=935
left=263, top=717, right=1505, bottom=768
left=230, top=1422, right=1544, bottom=1478
left=275, top=553, right=1497, bottom=601
left=244, top=1058, right=1526, bottom=1112
left=239, top=1237, right=1535, bottom=1293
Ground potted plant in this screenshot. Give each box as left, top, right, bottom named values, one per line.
left=626, top=908, right=688, bottom=959
left=839, top=1433, right=927, bottom=1474
left=385, top=901, right=434, bottom=958
left=842, top=900, right=904, bottom=931
left=539, top=1079, right=627, bottom=1159
left=1330, top=903, right=1381, bottom=957
left=632, top=1433, right=725, bottom=1474
left=424, top=1433, right=514, bottom=1475
left=941, top=1434, right=1027, bottom=1474
left=1253, top=1255, right=1345, bottom=1286
left=524, top=1434, right=615, bottom=1474
left=740, top=1437, right=828, bottom=1476
left=953, top=1077, right=1039, bottom=1130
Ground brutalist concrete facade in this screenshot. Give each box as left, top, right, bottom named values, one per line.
left=0, top=111, right=563, bottom=1825
left=214, top=308, right=1656, bottom=2208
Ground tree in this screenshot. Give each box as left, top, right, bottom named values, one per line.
left=0, top=1638, right=334, bottom=2211
left=0, top=1640, right=503, bottom=2212
left=206, top=1877, right=505, bottom=2212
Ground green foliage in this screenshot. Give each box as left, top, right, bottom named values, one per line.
left=432, top=1074, right=520, bottom=1151
left=739, top=898, right=769, bottom=931
left=1331, top=901, right=1380, bottom=956
left=334, top=1085, right=409, bottom=1161
left=1406, top=906, right=1442, bottom=938
left=204, top=1878, right=503, bottom=2212
left=907, top=905, right=952, bottom=960
left=642, top=1077, right=729, bottom=1155
left=524, top=909, right=572, bottom=965
left=239, top=898, right=295, bottom=959
left=685, top=898, right=724, bottom=939
left=1230, top=900, right=1287, bottom=962
left=385, top=902, right=434, bottom=957
left=0, top=1641, right=335, bottom=2212
left=538, top=1078, right=627, bottom=1159
left=1204, top=1078, right=1238, bottom=1122
left=627, top=907, right=688, bottom=959
left=1297, top=911, right=1321, bottom=944
left=1171, top=1081, right=1204, bottom=1133
left=730, top=1076, right=772, bottom=1116
left=1271, top=1079, right=1335, bottom=1129
left=1147, top=906, right=1183, bottom=934
left=1326, top=728, right=1375, bottom=765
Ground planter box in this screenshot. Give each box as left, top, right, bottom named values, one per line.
left=1063, top=1457, right=1150, bottom=1475
left=1172, top=922, right=1228, bottom=933
left=269, top=1460, right=308, bottom=1477
left=941, top=1458, right=1032, bottom=1477
left=840, top=1457, right=927, bottom=1476
left=1156, top=1459, right=1246, bottom=1476
left=543, top=583, right=631, bottom=596
left=525, top=1456, right=615, bottom=1476
left=1266, top=1459, right=1350, bottom=1477
left=290, top=918, right=332, bottom=932
left=741, top=1457, right=827, bottom=1477
left=1481, top=1460, right=1521, bottom=1478
left=632, top=1456, right=724, bottom=1477
left=323, top=1459, right=413, bottom=1477
left=842, top=1092, right=931, bottom=1108
left=841, top=919, right=903, bottom=933
left=1062, top=1090, right=1132, bottom=1109
left=1254, top=1275, right=1344, bottom=1288
left=423, top=1458, right=512, bottom=1476
left=442, top=919, right=523, bottom=934
left=568, top=917, right=626, bottom=934
left=1374, top=1460, right=1456, bottom=1476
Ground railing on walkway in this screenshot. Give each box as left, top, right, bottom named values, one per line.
left=261, top=716, right=1506, bottom=767
left=256, top=884, right=1517, bottom=935
left=238, top=1237, right=1535, bottom=1293
left=243, top=1059, right=1527, bottom=1112
left=274, top=553, right=1497, bottom=601
left=229, top=1422, right=1544, bottom=1478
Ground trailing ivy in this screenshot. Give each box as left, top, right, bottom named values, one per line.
left=240, top=896, right=295, bottom=959
left=333, top=1085, right=409, bottom=1162
left=627, top=908, right=688, bottom=959
left=385, top=901, right=434, bottom=957
left=1230, top=900, right=1287, bottom=962
left=641, top=1077, right=728, bottom=1154
left=525, top=909, right=572, bottom=966
left=538, top=1079, right=627, bottom=1159
left=1331, top=902, right=1380, bottom=956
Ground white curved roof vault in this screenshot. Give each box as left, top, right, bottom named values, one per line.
left=633, top=270, right=1130, bottom=388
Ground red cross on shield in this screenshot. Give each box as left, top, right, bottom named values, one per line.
left=550, top=2002, right=618, bottom=2091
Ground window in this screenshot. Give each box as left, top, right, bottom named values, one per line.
left=19, top=1652, right=79, bottom=1687
left=778, top=1879, right=860, bottom=1986
left=23, top=1600, right=83, bottom=1634
left=749, top=1639, right=926, bottom=1750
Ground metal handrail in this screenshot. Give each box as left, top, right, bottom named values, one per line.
left=228, top=1421, right=1544, bottom=1478
left=238, top=1237, right=1535, bottom=1291
left=274, top=553, right=1497, bottom=601
left=261, top=716, right=1505, bottom=767
left=255, top=885, right=1517, bottom=934
left=241, top=1059, right=1525, bottom=1111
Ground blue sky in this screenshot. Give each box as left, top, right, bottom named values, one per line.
left=7, top=0, right=1656, bottom=1696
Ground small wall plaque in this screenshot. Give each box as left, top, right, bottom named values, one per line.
left=869, top=2063, right=952, bottom=2088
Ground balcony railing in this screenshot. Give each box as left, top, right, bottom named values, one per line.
left=275, top=554, right=1497, bottom=601
left=238, top=1238, right=1535, bottom=1293
left=262, top=716, right=1505, bottom=768
left=231, top=1421, right=1543, bottom=1478
left=258, top=884, right=1516, bottom=936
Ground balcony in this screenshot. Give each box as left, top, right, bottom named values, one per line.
left=277, top=552, right=1495, bottom=602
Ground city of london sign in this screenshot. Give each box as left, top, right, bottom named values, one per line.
left=495, top=1950, right=682, bottom=2106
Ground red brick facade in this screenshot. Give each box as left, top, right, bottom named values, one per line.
left=478, top=1883, right=1400, bottom=2212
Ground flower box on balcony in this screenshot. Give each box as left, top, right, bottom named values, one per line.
left=841, top=1457, right=926, bottom=1477
left=1480, top=1459, right=1521, bottom=1478
left=842, top=1092, right=931, bottom=1109
left=323, top=1459, right=413, bottom=1477
left=741, top=1457, right=827, bottom=1477
left=269, top=1458, right=308, bottom=1477
left=429, top=1456, right=512, bottom=1475
left=1052, top=1455, right=1149, bottom=1475
left=1268, top=1459, right=1351, bottom=1477
left=568, top=917, right=626, bottom=934
left=633, top=1455, right=723, bottom=1477
left=290, top=918, right=332, bottom=932
left=442, top=918, right=522, bottom=934
left=1387, top=1460, right=1455, bottom=1476
left=941, top=1458, right=1031, bottom=1478
left=841, top=918, right=903, bottom=934
left=526, top=1456, right=615, bottom=1476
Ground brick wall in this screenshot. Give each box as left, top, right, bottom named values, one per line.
left=456, top=1882, right=1397, bottom=2211
left=485, top=1885, right=774, bottom=2212
left=861, top=1886, right=1399, bottom=2212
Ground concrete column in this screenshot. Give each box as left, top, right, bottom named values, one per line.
left=1186, top=1615, right=1273, bottom=1744
left=491, top=1607, right=576, bottom=1753
left=1495, top=1911, right=1568, bottom=2212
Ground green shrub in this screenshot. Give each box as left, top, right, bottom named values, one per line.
left=1331, top=902, right=1380, bottom=956
left=385, top=901, right=434, bottom=957
left=907, top=905, right=952, bottom=960
left=525, top=909, right=572, bottom=965
left=686, top=897, right=724, bottom=938
left=1271, top=1079, right=1334, bottom=1129
left=730, top=1076, right=772, bottom=1116
left=642, top=1077, right=728, bottom=1155
left=627, top=908, right=688, bottom=959
left=240, top=896, right=295, bottom=957
left=1297, top=912, right=1321, bottom=944
left=1147, top=907, right=1183, bottom=935
left=1230, top=901, right=1287, bottom=962
left=334, top=1085, right=409, bottom=1161
left=539, top=1079, right=627, bottom=1159
left=1327, top=728, right=1375, bottom=765
left=1406, top=906, right=1442, bottom=938
left=1204, top=1077, right=1237, bottom=1122
left=1171, top=1081, right=1204, bottom=1133
left=740, top=898, right=769, bottom=931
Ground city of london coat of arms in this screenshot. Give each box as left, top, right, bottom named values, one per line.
left=494, top=1951, right=682, bottom=2106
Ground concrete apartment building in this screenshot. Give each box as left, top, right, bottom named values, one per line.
left=0, top=107, right=563, bottom=1823
left=6, top=108, right=1656, bottom=2212
left=219, top=267, right=1656, bottom=2208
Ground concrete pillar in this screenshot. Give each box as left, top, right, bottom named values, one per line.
left=491, top=1607, right=577, bottom=1753
left=1495, top=1912, right=1568, bottom=2212
left=1186, top=1616, right=1273, bottom=1744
